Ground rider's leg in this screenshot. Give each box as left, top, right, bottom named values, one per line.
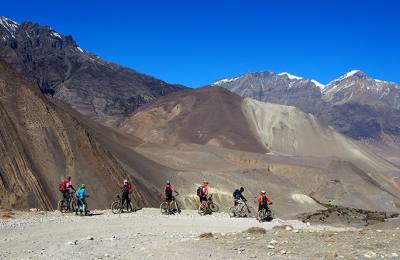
left=121, top=196, right=126, bottom=212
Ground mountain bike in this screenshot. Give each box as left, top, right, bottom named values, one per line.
left=160, top=194, right=181, bottom=215
left=58, top=192, right=76, bottom=213
left=229, top=200, right=256, bottom=218
left=257, top=207, right=273, bottom=222
left=198, top=194, right=219, bottom=215
left=111, top=194, right=135, bottom=214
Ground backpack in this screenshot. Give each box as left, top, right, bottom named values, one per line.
left=233, top=189, right=240, bottom=199
left=59, top=181, right=66, bottom=192
left=165, top=186, right=173, bottom=197
left=196, top=186, right=203, bottom=197
left=261, top=195, right=268, bottom=205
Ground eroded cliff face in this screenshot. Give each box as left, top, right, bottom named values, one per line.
left=0, top=61, right=146, bottom=210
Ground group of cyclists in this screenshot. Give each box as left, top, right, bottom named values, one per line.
left=58, top=177, right=273, bottom=218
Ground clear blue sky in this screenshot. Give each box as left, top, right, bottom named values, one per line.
left=2, top=0, right=399, bottom=87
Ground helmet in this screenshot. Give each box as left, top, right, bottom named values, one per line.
left=240, top=187, right=244, bottom=192
left=80, top=184, right=86, bottom=188
left=67, top=176, right=71, bottom=180
left=203, top=181, right=209, bottom=185
left=261, top=190, right=266, bottom=194
left=166, top=180, right=170, bottom=184
left=124, top=179, right=128, bottom=184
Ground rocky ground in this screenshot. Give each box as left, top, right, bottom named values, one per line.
left=0, top=208, right=399, bottom=259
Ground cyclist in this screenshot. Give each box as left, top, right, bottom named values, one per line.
left=120, top=179, right=133, bottom=212
left=233, top=187, right=247, bottom=206
left=59, top=176, right=76, bottom=208
left=164, top=180, right=178, bottom=212
left=197, top=181, right=209, bottom=211
left=257, top=190, right=272, bottom=212
left=75, top=184, right=87, bottom=215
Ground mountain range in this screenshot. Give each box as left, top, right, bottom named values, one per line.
left=214, top=70, right=400, bottom=165
left=1, top=16, right=400, bottom=216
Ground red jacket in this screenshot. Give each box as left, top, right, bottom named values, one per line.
left=164, top=184, right=176, bottom=193
left=120, top=183, right=132, bottom=190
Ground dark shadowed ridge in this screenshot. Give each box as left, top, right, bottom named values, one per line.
left=0, top=16, right=185, bottom=119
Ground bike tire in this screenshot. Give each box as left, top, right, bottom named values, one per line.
left=209, top=203, right=219, bottom=212
left=243, top=206, right=256, bottom=218
left=58, top=199, right=68, bottom=213
left=175, top=203, right=181, bottom=214
left=198, top=204, right=205, bottom=215
left=258, top=209, right=268, bottom=222
left=160, top=202, right=169, bottom=215
left=111, top=201, right=122, bottom=214
left=229, top=206, right=237, bottom=218
left=128, top=202, right=135, bottom=213
left=70, top=200, right=76, bottom=212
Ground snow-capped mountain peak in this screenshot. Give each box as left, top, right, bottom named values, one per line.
left=0, top=17, right=20, bottom=39
left=278, top=72, right=303, bottom=80
left=344, top=70, right=361, bottom=78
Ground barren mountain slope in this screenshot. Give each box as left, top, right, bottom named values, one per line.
left=116, top=86, right=400, bottom=215
left=0, top=60, right=146, bottom=210
left=120, top=86, right=267, bottom=154
left=215, top=70, right=400, bottom=165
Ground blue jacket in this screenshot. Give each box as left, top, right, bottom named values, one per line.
left=76, top=188, right=86, bottom=199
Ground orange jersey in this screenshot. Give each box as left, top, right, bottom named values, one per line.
left=257, top=194, right=272, bottom=205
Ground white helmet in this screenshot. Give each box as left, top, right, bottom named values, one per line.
left=261, top=190, right=266, bottom=194
left=124, top=179, right=128, bottom=184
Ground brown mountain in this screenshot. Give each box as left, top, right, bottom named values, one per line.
left=119, top=86, right=267, bottom=153
left=116, top=86, right=400, bottom=216
left=0, top=60, right=151, bottom=210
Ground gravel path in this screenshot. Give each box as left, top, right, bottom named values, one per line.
left=0, top=208, right=397, bottom=259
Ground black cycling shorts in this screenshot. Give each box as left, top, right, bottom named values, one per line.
left=199, top=196, right=207, bottom=203
left=165, top=195, right=173, bottom=202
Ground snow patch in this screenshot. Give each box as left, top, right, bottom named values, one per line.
left=278, top=72, right=303, bottom=80
left=213, top=77, right=241, bottom=85
left=310, top=79, right=325, bottom=89
left=344, top=70, right=361, bottom=78
left=51, top=32, right=62, bottom=39
left=77, top=47, right=84, bottom=53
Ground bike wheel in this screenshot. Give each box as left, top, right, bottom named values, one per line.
left=58, top=200, right=68, bottom=213
left=209, top=203, right=219, bottom=212
left=111, top=201, right=122, bottom=214
left=198, top=204, right=205, bottom=215
left=229, top=206, right=237, bottom=218
left=243, top=206, right=256, bottom=218
left=160, top=202, right=169, bottom=215
left=128, top=202, right=135, bottom=213
left=258, top=209, right=267, bottom=222
left=175, top=202, right=181, bottom=214
left=70, top=200, right=76, bottom=212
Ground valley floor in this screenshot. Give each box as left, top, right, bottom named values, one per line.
left=0, top=208, right=399, bottom=259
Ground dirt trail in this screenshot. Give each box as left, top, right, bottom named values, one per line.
left=1, top=208, right=399, bottom=259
